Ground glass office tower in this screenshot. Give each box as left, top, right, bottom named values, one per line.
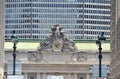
left=5, top=0, right=111, bottom=40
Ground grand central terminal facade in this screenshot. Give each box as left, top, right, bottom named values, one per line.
left=4, top=25, right=110, bottom=79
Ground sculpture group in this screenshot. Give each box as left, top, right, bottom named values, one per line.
left=38, top=24, right=77, bottom=53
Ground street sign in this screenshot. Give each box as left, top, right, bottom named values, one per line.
left=7, top=75, right=24, bottom=79
left=95, top=78, right=106, bottom=79
left=47, top=76, right=63, bottom=79
left=93, top=65, right=107, bottom=77
left=7, top=61, right=22, bottom=75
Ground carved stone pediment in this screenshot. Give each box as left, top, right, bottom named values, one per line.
left=28, top=51, right=43, bottom=62
left=77, top=52, right=87, bottom=62
left=28, top=25, right=79, bottom=62
left=71, top=52, right=87, bottom=62
left=37, top=24, right=77, bottom=53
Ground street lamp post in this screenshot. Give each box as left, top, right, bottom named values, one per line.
left=11, top=30, right=18, bottom=75
left=96, top=32, right=106, bottom=77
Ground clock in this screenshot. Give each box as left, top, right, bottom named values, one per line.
left=52, top=40, right=63, bottom=51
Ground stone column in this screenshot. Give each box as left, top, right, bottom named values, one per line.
left=24, top=73, right=28, bottom=79
left=0, top=0, right=5, bottom=79
left=37, top=73, right=40, bottom=79
left=68, top=73, right=72, bottom=79
left=43, top=73, right=47, bottom=79
left=86, top=73, right=90, bottom=79
left=73, top=73, right=77, bottom=79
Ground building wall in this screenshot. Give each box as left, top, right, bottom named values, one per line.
left=110, top=0, right=120, bottom=79
left=4, top=50, right=110, bottom=79
left=0, top=0, right=5, bottom=79
left=5, top=0, right=111, bottom=40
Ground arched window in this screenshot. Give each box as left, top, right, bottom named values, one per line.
left=80, top=77, right=84, bottom=79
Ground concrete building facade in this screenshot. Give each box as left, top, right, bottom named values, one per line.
left=110, top=0, right=120, bottom=79
left=4, top=25, right=110, bottom=79
left=0, top=0, right=5, bottom=79
left=5, top=0, right=111, bottom=40
left=4, top=50, right=110, bottom=79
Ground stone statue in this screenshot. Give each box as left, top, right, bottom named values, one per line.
left=28, top=24, right=79, bottom=62
left=55, top=25, right=60, bottom=38
left=37, top=24, right=77, bottom=53
left=51, top=24, right=63, bottom=38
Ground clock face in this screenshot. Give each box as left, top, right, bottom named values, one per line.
left=52, top=40, right=63, bottom=51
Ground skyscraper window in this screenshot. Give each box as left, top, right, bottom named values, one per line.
left=5, top=0, right=111, bottom=40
